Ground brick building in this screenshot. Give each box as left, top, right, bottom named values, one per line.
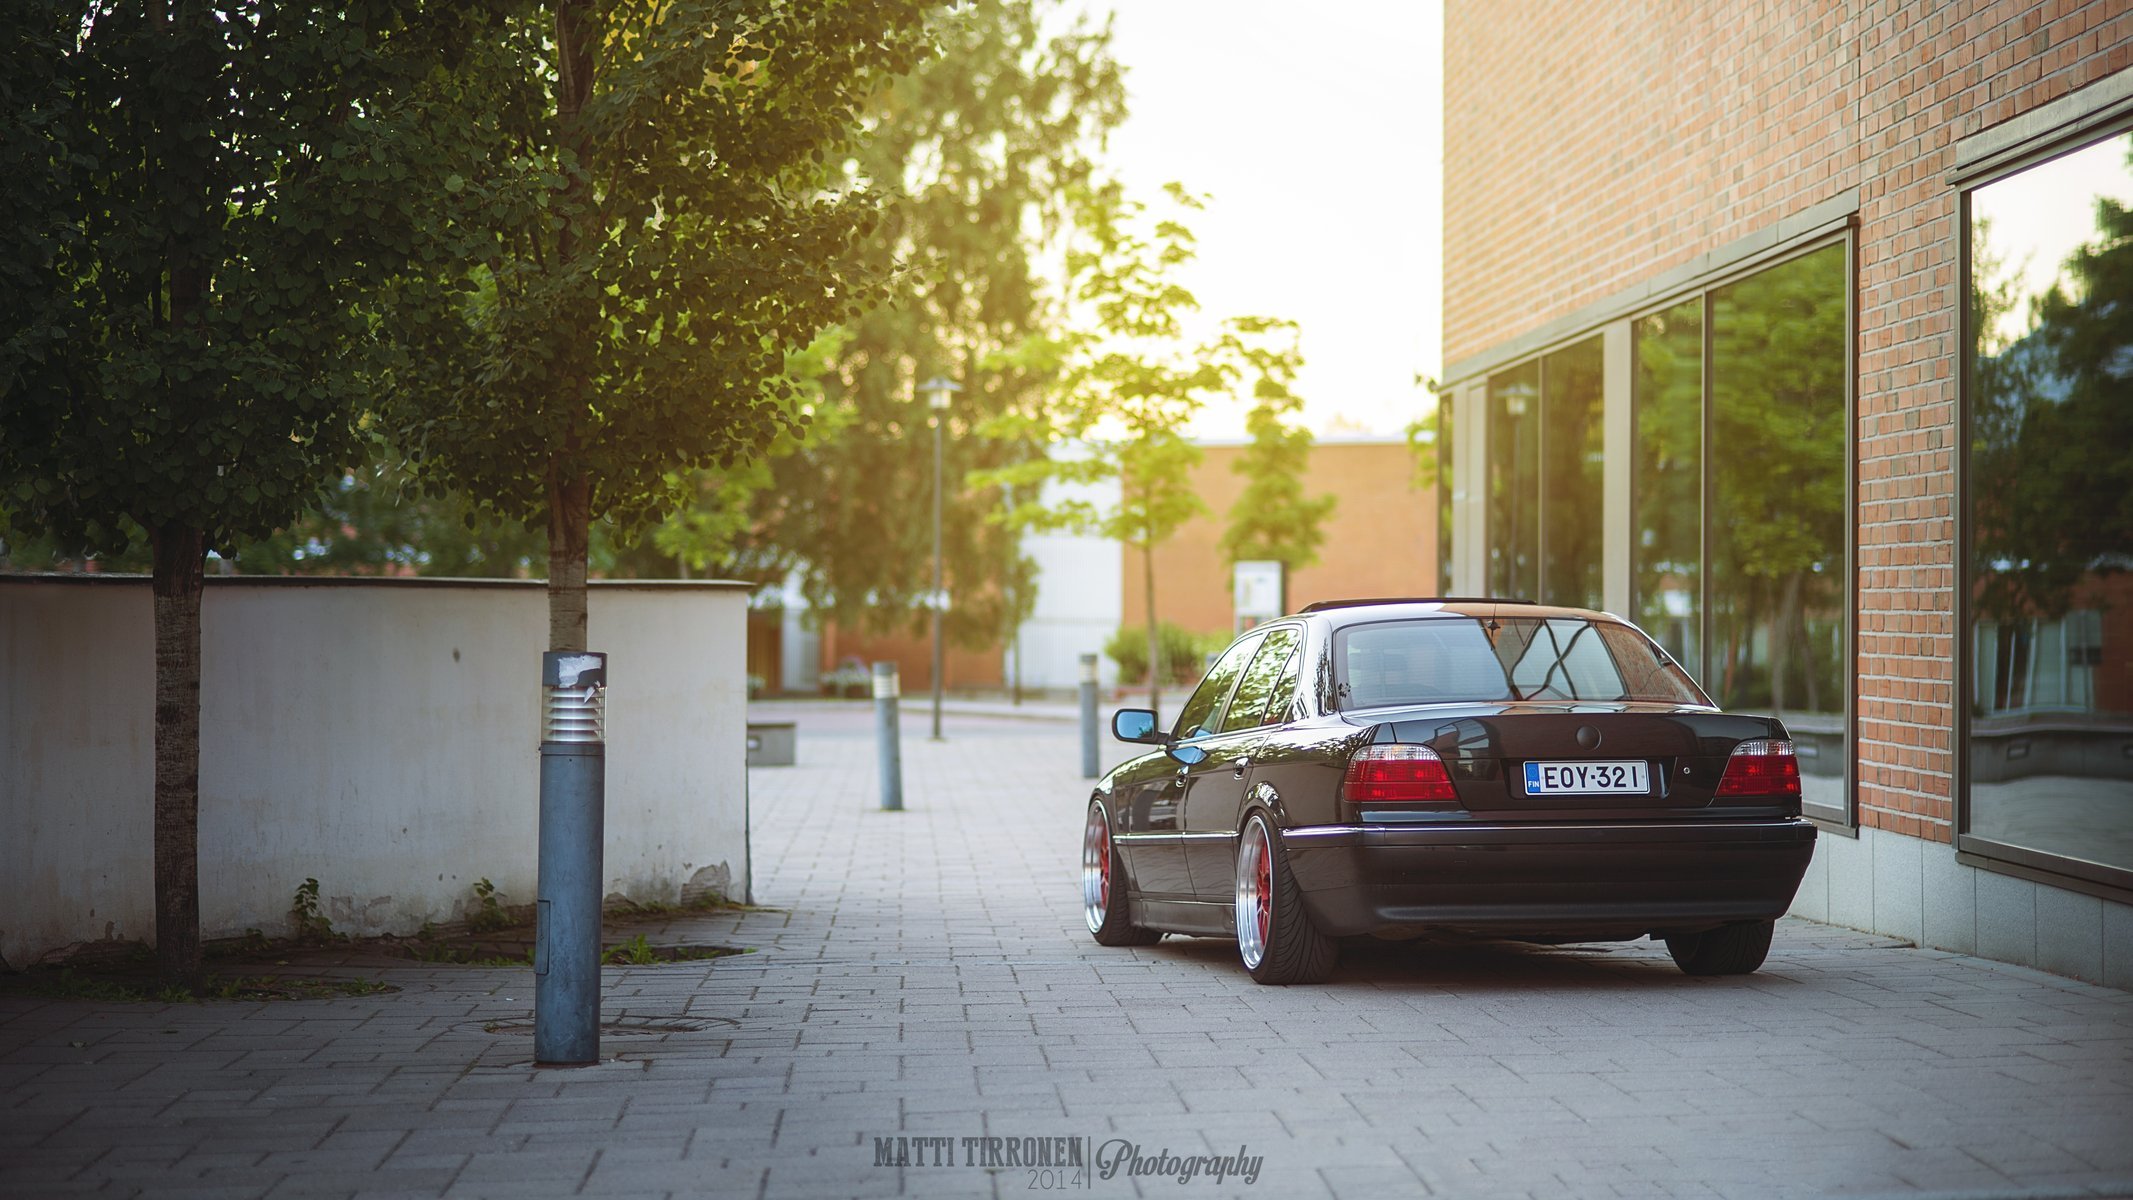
left=1122, top=436, right=1437, bottom=634
left=1439, top=0, right=2133, bottom=982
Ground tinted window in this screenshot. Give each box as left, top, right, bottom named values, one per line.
left=1334, top=617, right=1710, bottom=709
left=1220, top=627, right=1302, bottom=733
left=1596, top=623, right=1706, bottom=705
left=1263, top=642, right=1304, bottom=726
left=1505, top=619, right=1621, bottom=700
left=1172, top=631, right=1263, bottom=740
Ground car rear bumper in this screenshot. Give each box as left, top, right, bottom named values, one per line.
left=1281, top=818, right=1817, bottom=939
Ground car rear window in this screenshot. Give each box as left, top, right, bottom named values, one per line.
left=1333, top=617, right=1708, bottom=709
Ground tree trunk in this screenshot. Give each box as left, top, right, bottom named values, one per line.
left=1143, top=540, right=1160, bottom=721
left=1792, top=573, right=1821, bottom=714
left=548, top=470, right=591, bottom=652
left=150, top=522, right=206, bottom=990
left=1771, top=573, right=1801, bottom=715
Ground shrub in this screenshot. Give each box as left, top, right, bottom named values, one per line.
left=1105, top=623, right=1229, bottom=686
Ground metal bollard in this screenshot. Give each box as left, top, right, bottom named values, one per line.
left=536, top=651, right=606, bottom=1067
left=1079, top=652, right=1100, bottom=779
left=874, top=661, right=903, bottom=812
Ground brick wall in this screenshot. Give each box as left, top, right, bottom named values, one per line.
left=1443, top=0, right=2133, bottom=842
left=1121, top=439, right=1436, bottom=637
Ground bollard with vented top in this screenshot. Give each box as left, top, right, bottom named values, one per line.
left=536, top=651, right=606, bottom=1067
left=874, top=661, right=903, bottom=812
left=1079, top=652, right=1101, bottom=779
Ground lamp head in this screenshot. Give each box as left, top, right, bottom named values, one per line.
left=920, top=375, right=961, bottom=412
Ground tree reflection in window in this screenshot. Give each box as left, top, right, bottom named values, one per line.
left=1708, top=244, right=1848, bottom=725
left=1967, top=132, right=2133, bottom=879
left=1633, top=300, right=1703, bottom=670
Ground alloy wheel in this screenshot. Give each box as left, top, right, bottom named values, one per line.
left=1082, top=803, right=1112, bottom=934
left=1235, top=817, right=1272, bottom=969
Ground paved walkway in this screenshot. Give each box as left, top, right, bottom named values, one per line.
left=4, top=703, right=2132, bottom=1199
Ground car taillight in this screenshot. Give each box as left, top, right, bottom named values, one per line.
left=1343, top=745, right=1459, bottom=804
left=1713, top=739, right=1802, bottom=798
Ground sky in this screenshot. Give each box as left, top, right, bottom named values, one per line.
left=1057, top=0, right=1444, bottom=440
left=1970, top=131, right=2133, bottom=350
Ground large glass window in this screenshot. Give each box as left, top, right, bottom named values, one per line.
left=1487, top=362, right=1539, bottom=599
left=1437, top=393, right=1454, bottom=595
left=1709, top=244, right=1849, bottom=811
left=1965, top=131, right=2133, bottom=884
left=1540, top=339, right=1604, bottom=609
left=1485, top=337, right=1603, bottom=608
left=1632, top=299, right=1703, bottom=669
left=1623, top=245, right=1850, bottom=818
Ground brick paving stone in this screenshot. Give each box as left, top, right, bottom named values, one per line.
left=5, top=702, right=2133, bottom=1197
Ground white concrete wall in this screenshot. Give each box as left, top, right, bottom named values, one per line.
left=1011, top=471, right=1124, bottom=692
left=0, top=576, right=750, bottom=967
left=1788, top=825, right=2133, bottom=990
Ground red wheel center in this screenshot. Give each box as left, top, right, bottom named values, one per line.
left=1254, top=840, right=1271, bottom=943
left=1098, top=832, right=1111, bottom=910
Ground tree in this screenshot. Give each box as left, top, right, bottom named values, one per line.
left=229, top=453, right=547, bottom=578
left=649, top=328, right=853, bottom=577
left=0, top=0, right=490, bottom=986
left=981, top=181, right=1224, bottom=718
left=743, top=0, right=1125, bottom=654
left=382, top=0, right=929, bottom=653
left=1216, top=316, right=1335, bottom=603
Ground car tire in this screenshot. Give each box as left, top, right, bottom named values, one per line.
left=1234, top=812, right=1337, bottom=985
left=1665, top=919, right=1774, bottom=976
left=1084, top=800, right=1161, bottom=947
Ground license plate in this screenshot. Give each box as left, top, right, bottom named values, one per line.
left=1522, top=760, right=1650, bottom=795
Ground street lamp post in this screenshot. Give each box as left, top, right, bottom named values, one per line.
left=920, top=375, right=961, bottom=741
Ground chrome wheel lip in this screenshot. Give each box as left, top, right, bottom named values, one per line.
left=1082, top=803, right=1111, bottom=934
left=1235, top=817, right=1270, bottom=969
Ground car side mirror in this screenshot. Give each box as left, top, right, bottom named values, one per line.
left=1112, top=708, right=1163, bottom=743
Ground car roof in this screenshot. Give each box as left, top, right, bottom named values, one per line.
left=1295, top=598, right=1623, bottom=627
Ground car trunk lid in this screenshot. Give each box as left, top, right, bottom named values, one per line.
left=1343, top=701, right=1786, bottom=817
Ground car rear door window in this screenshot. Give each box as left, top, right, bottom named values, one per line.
left=1172, top=631, right=1264, bottom=739
left=1219, top=627, right=1302, bottom=733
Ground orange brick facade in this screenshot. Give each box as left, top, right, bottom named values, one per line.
left=1444, top=1, right=2133, bottom=845
left=1121, top=439, right=1437, bottom=636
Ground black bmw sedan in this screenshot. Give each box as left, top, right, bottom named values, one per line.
left=1082, top=598, right=1817, bottom=984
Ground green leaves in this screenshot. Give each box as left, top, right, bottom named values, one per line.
left=742, top=0, right=1126, bottom=648
left=382, top=0, right=931, bottom=579
left=0, top=0, right=495, bottom=556
left=1213, top=317, right=1335, bottom=571
left=978, top=179, right=1222, bottom=553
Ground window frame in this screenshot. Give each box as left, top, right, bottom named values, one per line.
left=1954, top=117, right=2133, bottom=904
